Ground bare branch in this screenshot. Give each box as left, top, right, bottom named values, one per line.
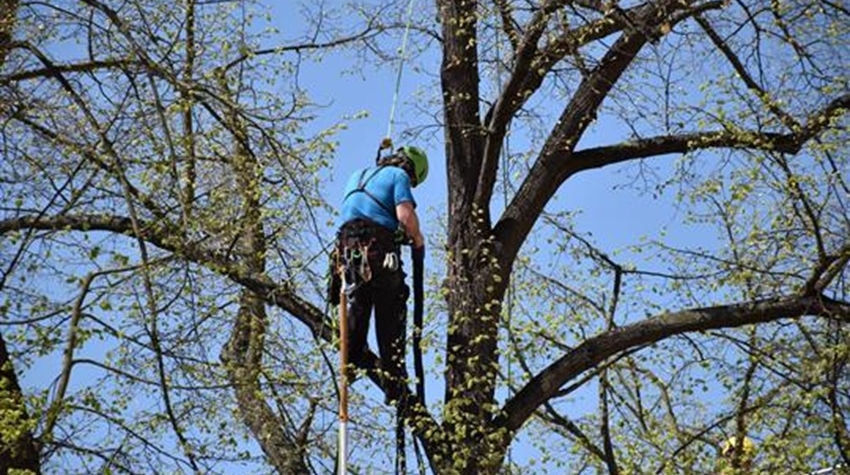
left=0, top=212, right=446, bottom=459
left=496, top=294, right=850, bottom=437
left=694, top=15, right=800, bottom=132
left=0, top=58, right=135, bottom=84
left=41, top=273, right=95, bottom=442
left=220, top=22, right=384, bottom=73
left=495, top=92, right=850, bottom=267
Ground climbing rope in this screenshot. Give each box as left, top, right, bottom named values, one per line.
left=379, top=0, right=417, bottom=158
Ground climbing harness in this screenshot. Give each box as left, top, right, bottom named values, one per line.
left=334, top=223, right=396, bottom=300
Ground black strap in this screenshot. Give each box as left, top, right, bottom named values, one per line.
left=343, top=166, right=396, bottom=217
left=338, top=219, right=397, bottom=253
left=412, top=248, right=425, bottom=407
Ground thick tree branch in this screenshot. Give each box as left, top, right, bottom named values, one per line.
left=495, top=294, right=850, bottom=438
left=493, top=6, right=658, bottom=265
left=495, top=91, right=850, bottom=270
left=0, top=213, right=334, bottom=348
left=570, top=90, right=849, bottom=171
left=569, top=130, right=803, bottom=170
left=0, top=213, right=445, bottom=458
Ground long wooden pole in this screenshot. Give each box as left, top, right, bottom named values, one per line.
left=338, top=284, right=349, bottom=475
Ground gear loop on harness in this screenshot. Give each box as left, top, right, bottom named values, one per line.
left=334, top=218, right=400, bottom=297
left=340, top=237, right=373, bottom=295
left=382, top=252, right=399, bottom=271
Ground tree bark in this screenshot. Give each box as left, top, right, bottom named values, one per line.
left=0, top=333, right=41, bottom=475
left=0, top=0, right=18, bottom=68
left=437, top=0, right=512, bottom=472
left=218, top=75, right=310, bottom=474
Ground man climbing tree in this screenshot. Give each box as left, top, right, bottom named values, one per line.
left=2, top=1, right=849, bottom=474
left=332, top=145, right=428, bottom=404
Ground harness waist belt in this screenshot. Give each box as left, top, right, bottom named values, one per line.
left=338, top=219, right=397, bottom=250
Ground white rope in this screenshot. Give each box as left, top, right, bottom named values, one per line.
left=386, top=0, right=417, bottom=141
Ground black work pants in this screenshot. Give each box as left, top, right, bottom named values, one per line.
left=346, top=255, right=409, bottom=404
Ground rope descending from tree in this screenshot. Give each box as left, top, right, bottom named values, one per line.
left=411, top=245, right=426, bottom=475
left=385, top=0, right=417, bottom=143
left=378, top=0, right=417, bottom=164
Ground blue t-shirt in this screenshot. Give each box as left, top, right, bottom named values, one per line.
left=340, top=166, right=416, bottom=230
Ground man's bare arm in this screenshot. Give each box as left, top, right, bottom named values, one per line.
left=396, top=201, right=424, bottom=249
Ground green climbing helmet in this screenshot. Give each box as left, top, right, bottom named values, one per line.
left=400, top=145, right=428, bottom=187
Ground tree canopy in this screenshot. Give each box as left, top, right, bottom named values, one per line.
left=1, top=1, right=848, bottom=474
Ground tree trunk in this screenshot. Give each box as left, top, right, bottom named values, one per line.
left=0, top=334, right=41, bottom=475
left=441, top=236, right=513, bottom=474
left=0, top=0, right=18, bottom=68
left=436, top=0, right=514, bottom=472
left=218, top=75, right=309, bottom=474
